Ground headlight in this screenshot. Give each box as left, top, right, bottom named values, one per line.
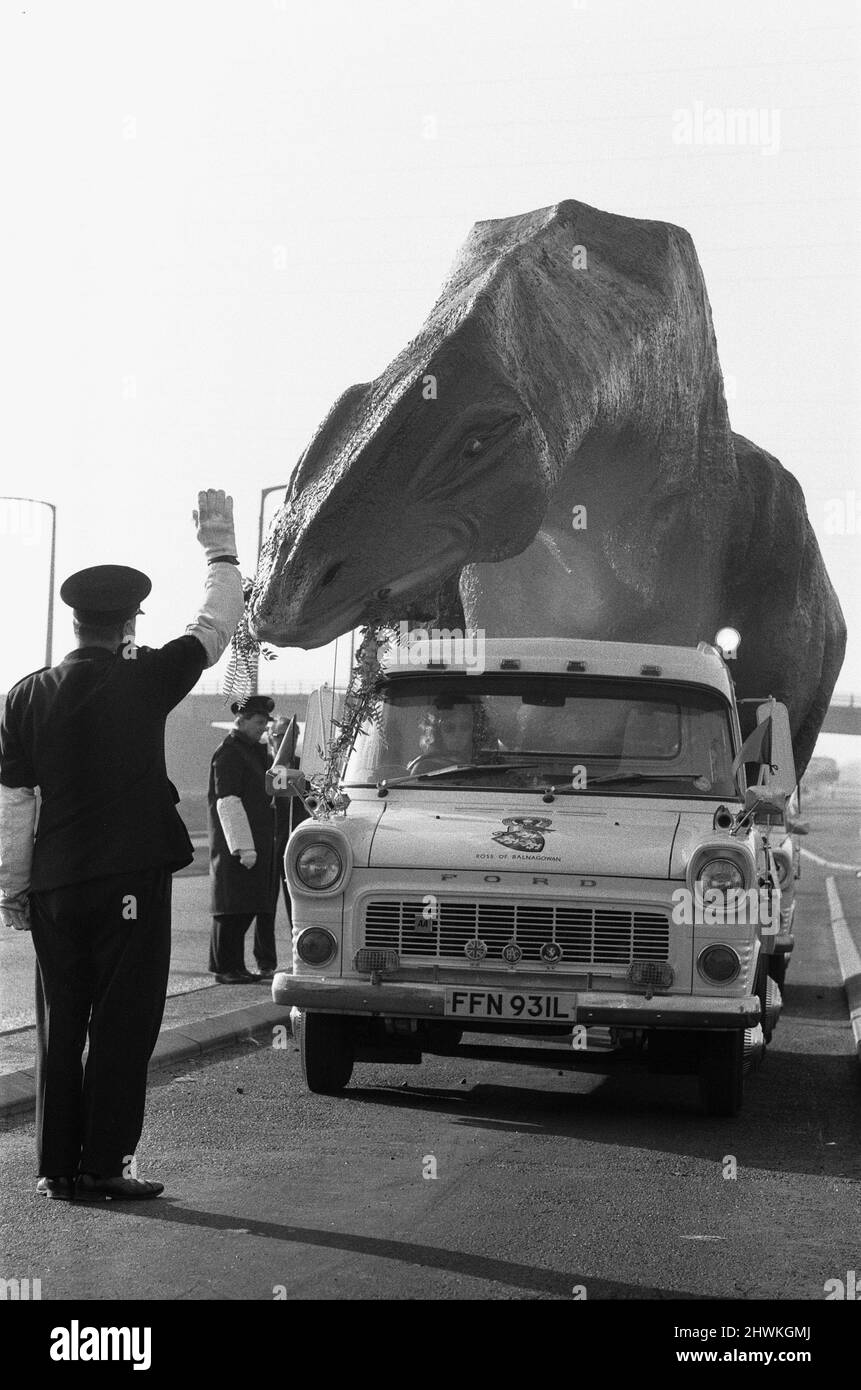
left=296, top=928, right=337, bottom=966
left=697, top=858, right=745, bottom=900
left=295, top=842, right=343, bottom=890
left=697, top=944, right=741, bottom=984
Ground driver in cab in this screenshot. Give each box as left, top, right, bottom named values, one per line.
left=407, top=698, right=486, bottom=776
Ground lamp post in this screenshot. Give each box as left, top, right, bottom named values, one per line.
left=45, top=501, right=57, bottom=667
left=251, top=484, right=287, bottom=696
left=1, top=497, right=56, bottom=668
left=257, top=485, right=286, bottom=567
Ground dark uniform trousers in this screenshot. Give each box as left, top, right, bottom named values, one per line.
left=208, top=911, right=276, bottom=976
left=30, top=867, right=172, bottom=1177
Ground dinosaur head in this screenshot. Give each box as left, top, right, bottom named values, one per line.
left=251, top=349, right=549, bottom=648
left=250, top=198, right=728, bottom=647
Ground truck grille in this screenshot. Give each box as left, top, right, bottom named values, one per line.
left=362, top=899, right=670, bottom=965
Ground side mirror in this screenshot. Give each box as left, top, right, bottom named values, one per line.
left=732, top=715, right=775, bottom=785
left=732, top=700, right=797, bottom=801
left=756, top=700, right=796, bottom=799
left=744, top=785, right=788, bottom=823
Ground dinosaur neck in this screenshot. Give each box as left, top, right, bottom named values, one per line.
left=460, top=422, right=726, bottom=644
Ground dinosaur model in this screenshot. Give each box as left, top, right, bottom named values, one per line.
left=249, top=198, right=845, bottom=775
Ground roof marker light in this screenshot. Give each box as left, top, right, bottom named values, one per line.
left=715, top=627, right=741, bottom=660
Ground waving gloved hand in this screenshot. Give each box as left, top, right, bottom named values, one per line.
left=193, top=489, right=237, bottom=561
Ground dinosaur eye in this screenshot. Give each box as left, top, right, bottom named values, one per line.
left=320, top=562, right=343, bottom=588
left=463, top=437, right=484, bottom=457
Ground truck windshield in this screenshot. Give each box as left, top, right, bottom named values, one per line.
left=342, top=675, right=737, bottom=798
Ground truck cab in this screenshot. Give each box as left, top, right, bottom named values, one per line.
left=272, top=635, right=797, bottom=1116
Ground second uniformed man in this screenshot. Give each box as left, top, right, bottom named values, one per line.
left=207, top=695, right=281, bottom=983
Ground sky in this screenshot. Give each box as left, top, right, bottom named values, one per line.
left=1, top=0, right=858, bottom=716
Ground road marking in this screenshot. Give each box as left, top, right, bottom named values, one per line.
left=801, top=847, right=861, bottom=873
left=825, top=876, right=861, bottom=1060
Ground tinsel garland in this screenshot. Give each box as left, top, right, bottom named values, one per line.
left=224, top=594, right=395, bottom=814
left=222, top=577, right=277, bottom=701
left=308, top=623, right=397, bottom=813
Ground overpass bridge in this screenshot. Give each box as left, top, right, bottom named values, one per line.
left=821, top=695, right=861, bottom=737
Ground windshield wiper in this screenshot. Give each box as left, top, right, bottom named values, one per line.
left=380, top=761, right=549, bottom=788
left=566, top=771, right=709, bottom=790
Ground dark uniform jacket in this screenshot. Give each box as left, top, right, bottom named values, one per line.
left=208, top=730, right=276, bottom=915
left=0, top=636, right=207, bottom=892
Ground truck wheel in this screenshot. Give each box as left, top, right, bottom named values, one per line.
left=699, top=1031, right=745, bottom=1117
left=768, top=954, right=788, bottom=990
left=300, top=1012, right=355, bottom=1094
left=754, top=960, right=773, bottom=1045
left=425, top=1022, right=463, bottom=1054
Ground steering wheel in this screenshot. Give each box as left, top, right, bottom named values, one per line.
left=405, top=753, right=458, bottom=776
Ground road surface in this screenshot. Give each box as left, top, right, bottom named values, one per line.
left=1, top=789, right=859, bottom=1301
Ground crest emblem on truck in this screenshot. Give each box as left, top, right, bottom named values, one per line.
left=492, top=816, right=554, bottom=853
left=464, top=938, right=488, bottom=962
left=540, top=941, right=563, bottom=965
left=501, top=941, right=523, bottom=964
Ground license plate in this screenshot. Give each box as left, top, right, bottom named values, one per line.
left=444, top=988, right=578, bottom=1022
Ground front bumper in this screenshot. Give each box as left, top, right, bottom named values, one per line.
left=272, top=973, right=760, bottom=1030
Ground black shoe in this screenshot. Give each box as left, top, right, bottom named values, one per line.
left=76, top=1174, right=164, bottom=1202
left=214, top=970, right=260, bottom=984
left=36, top=1176, right=76, bottom=1201
left=256, top=968, right=276, bottom=982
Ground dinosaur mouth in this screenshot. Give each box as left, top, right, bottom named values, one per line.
left=370, top=534, right=471, bottom=604
left=255, top=525, right=474, bottom=648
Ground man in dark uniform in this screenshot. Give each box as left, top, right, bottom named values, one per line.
left=207, top=695, right=281, bottom=983
left=0, top=490, right=244, bottom=1201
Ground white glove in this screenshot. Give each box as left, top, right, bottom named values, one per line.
left=0, top=785, right=36, bottom=916
left=217, top=795, right=254, bottom=855
left=236, top=849, right=258, bottom=870
left=187, top=564, right=245, bottom=668
left=193, top=489, right=237, bottom=561
left=0, top=895, right=30, bottom=932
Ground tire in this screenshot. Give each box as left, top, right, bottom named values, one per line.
left=299, top=1011, right=355, bottom=1094
left=754, top=959, right=773, bottom=1045
left=425, top=1023, right=463, bottom=1054
left=768, top=953, right=788, bottom=990
left=699, top=1030, right=745, bottom=1117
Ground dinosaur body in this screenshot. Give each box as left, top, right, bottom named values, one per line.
left=250, top=198, right=845, bottom=775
